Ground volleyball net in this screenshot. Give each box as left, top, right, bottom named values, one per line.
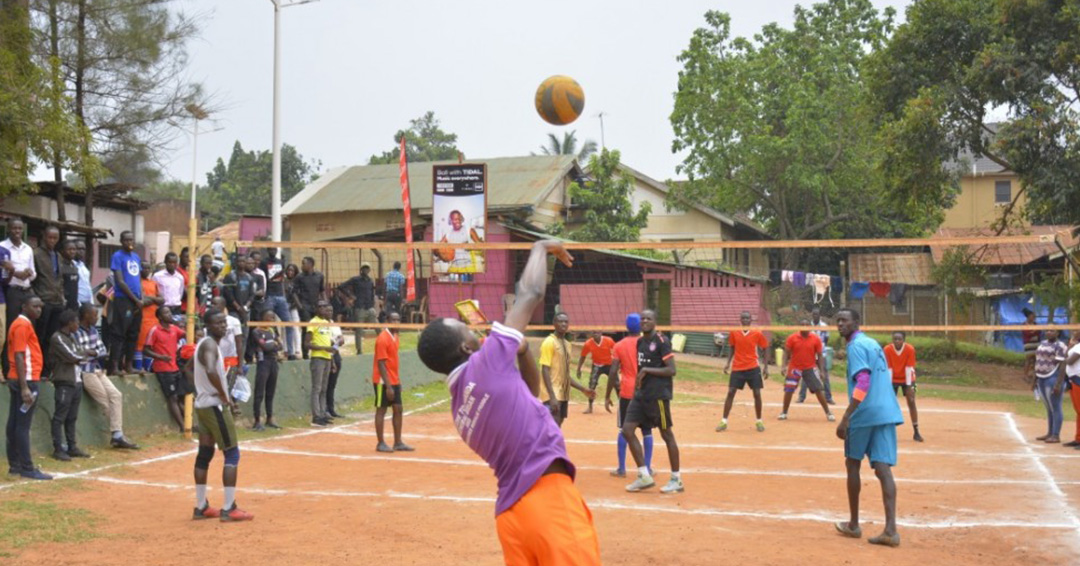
left=234, top=231, right=1078, bottom=353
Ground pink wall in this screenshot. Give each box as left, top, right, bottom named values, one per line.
left=671, top=286, right=769, bottom=326
left=240, top=217, right=272, bottom=241
left=425, top=222, right=515, bottom=321
left=558, top=283, right=645, bottom=326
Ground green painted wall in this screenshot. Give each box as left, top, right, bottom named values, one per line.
left=0, top=352, right=443, bottom=456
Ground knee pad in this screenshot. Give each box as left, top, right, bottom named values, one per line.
left=223, top=447, right=241, bottom=467
left=195, top=445, right=215, bottom=470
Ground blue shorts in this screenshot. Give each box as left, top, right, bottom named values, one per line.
left=844, top=424, right=897, bottom=466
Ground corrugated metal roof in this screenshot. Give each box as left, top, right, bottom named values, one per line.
left=848, top=253, right=935, bottom=285
left=929, top=226, right=1076, bottom=266
left=284, top=155, right=578, bottom=216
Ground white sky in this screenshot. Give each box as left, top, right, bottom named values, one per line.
left=161, top=0, right=911, bottom=190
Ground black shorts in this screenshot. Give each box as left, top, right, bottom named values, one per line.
left=730, top=367, right=763, bottom=391
left=589, top=365, right=611, bottom=390
left=624, top=397, right=672, bottom=431
left=559, top=400, right=569, bottom=421
left=617, top=398, right=653, bottom=435
left=374, top=384, right=403, bottom=408
left=893, top=383, right=917, bottom=396
left=156, top=371, right=182, bottom=398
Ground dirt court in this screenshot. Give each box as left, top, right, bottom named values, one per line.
left=3, top=381, right=1079, bottom=565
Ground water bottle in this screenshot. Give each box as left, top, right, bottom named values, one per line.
left=19, top=390, right=37, bottom=413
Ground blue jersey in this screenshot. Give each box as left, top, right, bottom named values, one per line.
left=845, top=332, right=903, bottom=429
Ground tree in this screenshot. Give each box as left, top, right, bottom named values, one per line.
left=563, top=148, right=650, bottom=242
left=867, top=0, right=1080, bottom=226
left=369, top=111, right=460, bottom=164
left=668, top=1, right=927, bottom=266
left=536, top=130, right=598, bottom=163
left=200, top=141, right=321, bottom=229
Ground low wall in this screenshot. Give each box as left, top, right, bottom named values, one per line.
left=0, top=352, right=443, bottom=456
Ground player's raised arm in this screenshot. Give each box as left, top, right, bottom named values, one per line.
left=504, top=240, right=572, bottom=333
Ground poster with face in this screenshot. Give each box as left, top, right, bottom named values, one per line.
left=432, top=164, right=486, bottom=274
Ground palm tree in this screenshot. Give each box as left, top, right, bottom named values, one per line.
left=537, top=130, right=598, bottom=163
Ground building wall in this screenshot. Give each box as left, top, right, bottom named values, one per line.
left=142, top=199, right=189, bottom=237
left=859, top=289, right=942, bottom=332
left=941, top=173, right=1027, bottom=229
left=289, top=209, right=416, bottom=242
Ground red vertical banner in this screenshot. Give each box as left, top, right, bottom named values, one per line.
left=399, top=137, right=417, bottom=302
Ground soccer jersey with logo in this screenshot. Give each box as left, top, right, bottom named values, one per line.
left=447, top=322, right=574, bottom=516
left=636, top=332, right=673, bottom=401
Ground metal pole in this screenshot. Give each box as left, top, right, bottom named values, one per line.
left=271, top=0, right=283, bottom=243
left=184, top=117, right=199, bottom=440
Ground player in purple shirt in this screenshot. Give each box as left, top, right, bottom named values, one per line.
left=418, top=240, right=600, bottom=565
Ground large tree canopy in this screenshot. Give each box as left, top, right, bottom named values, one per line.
left=201, top=141, right=321, bottom=229
left=868, top=0, right=1080, bottom=226
left=563, top=148, right=650, bottom=242
left=369, top=111, right=460, bottom=164
left=669, top=0, right=930, bottom=265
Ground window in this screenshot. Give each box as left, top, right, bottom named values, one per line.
left=891, top=294, right=909, bottom=316
left=98, top=244, right=121, bottom=270
left=995, top=180, right=1011, bottom=204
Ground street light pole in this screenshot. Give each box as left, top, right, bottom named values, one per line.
left=270, top=0, right=318, bottom=245
left=183, top=102, right=209, bottom=440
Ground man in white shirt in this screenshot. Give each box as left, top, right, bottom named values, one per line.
left=153, top=252, right=186, bottom=324
left=73, top=240, right=93, bottom=307
left=1, top=218, right=37, bottom=375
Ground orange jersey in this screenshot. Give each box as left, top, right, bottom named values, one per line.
left=580, top=336, right=615, bottom=366
left=729, top=329, right=767, bottom=371
left=884, top=343, right=916, bottom=384
left=373, top=329, right=400, bottom=386
left=612, top=336, right=639, bottom=400
left=785, top=332, right=822, bottom=371
left=138, top=278, right=159, bottom=349
left=6, top=315, right=42, bottom=381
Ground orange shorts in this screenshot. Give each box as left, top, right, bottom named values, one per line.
left=495, top=473, right=600, bottom=566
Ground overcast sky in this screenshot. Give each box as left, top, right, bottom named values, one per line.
left=163, top=0, right=911, bottom=190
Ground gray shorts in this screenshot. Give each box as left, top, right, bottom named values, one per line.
left=800, top=367, right=824, bottom=393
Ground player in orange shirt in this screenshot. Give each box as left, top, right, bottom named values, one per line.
left=779, top=318, right=835, bottom=422
left=577, top=331, right=615, bottom=414
left=374, top=312, right=414, bottom=453
left=884, top=331, right=923, bottom=442
left=604, top=313, right=653, bottom=477
left=5, top=297, right=51, bottom=479
left=718, top=311, right=770, bottom=432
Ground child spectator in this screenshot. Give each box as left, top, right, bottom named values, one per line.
left=49, top=310, right=91, bottom=461
left=144, top=306, right=187, bottom=433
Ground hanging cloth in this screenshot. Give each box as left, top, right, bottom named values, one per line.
left=793, top=272, right=807, bottom=287
left=813, top=274, right=833, bottom=305
left=849, top=282, right=870, bottom=299
left=769, top=270, right=782, bottom=285
left=782, top=270, right=794, bottom=283
left=830, top=276, right=844, bottom=296
left=869, top=282, right=892, bottom=298
left=889, top=283, right=908, bottom=307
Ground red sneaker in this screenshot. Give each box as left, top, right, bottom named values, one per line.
left=220, top=504, right=254, bottom=522
left=193, top=504, right=220, bottom=520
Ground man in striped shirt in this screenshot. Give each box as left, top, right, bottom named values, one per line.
left=383, top=261, right=406, bottom=316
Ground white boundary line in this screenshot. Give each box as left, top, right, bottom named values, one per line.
left=242, top=445, right=1080, bottom=486
left=77, top=474, right=1078, bottom=531
left=1002, top=413, right=1080, bottom=545
left=683, top=399, right=1008, bottom=416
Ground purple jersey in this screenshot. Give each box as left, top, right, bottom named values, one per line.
left=447, top=322, right=575, bottom=515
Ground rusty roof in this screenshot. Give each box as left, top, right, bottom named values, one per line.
left=848, top=253, right=935, bottom=285
left=929, top=226, right=1076, bottom=266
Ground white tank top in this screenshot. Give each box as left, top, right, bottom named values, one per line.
left=193, top=336, right=227, bottom=409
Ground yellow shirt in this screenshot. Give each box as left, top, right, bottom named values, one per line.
left=539, top=333, right=571, bottom=402
left=307, top=316, right=334, bottom=360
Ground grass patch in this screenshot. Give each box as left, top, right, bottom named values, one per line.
left=0, top=483, right=103, bottom=557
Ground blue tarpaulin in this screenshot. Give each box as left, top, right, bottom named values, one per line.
left=996, top=294, right=1069, bottom=352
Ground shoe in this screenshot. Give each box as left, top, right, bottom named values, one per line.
left=376, top=442, right=394, bottom=453
left=67, top=447, right=91, bottom=458
left=392, top=443, right=415, bottom=452
left=266, top=421, right=281, bottom=429
left=311, top=419, right=327, bottom=428
left=827, top=413, right=836, bottom=422
left=1036, top=434, right=1051, bottom=441
left=52, top=450, right=71, bottom=462
left=715, top=421, right=728, bottom=432
left=868, top=533, right=900, bottom=547
left=660, top=478, right=685, bottom=494
left=827, top=399, right=837, bottom=405
left=287, top=355, right=298, bottom=361
left=193, top=504, right=221, bottom=520
left=756, top=421, right=766, bottom=432
left=913, top=431, right=925, bottom=442
left=796, top=399, right=805, bottom=404
left=110, top=436, right=139, bottom=449
left=8, top=468, right=20, bottom=476
left=835, top=521, right=862, bottom=538
left=1044, top=436, right=1061, bottom=444
left=1063, top=441, right=1080, bottom=447
left=220, top=504, right=254, bottom=522
left=584, top=407, right=593, bottom=414
left=328, top=411, right=343, bottom=418
left=253, top=423, right=265, bottom=432
left=610, top=468, right=626, bottom=478
left=625, top=474, right=655, bottom=492
left=20, top=468, right=53, bottom=481
left=778, top=413, right=788, bottom=421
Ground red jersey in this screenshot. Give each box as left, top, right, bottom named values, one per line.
left=581, top=335, right=615, bottom=366
left=373, top=329, right=400, bottom=386
left=730, top=329, right=767, bottom=371
left=6, top=315, right=42, bottom=381
left=785, top=332, right=822, bottom=371
left=145, top=323, right=185, bottom=373
left=884, top=343, right=916, bottom=384
left=612, top=336, right=639, bottom=399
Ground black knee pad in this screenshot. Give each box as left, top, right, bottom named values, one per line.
left=195, top=444, right=215, bottom=470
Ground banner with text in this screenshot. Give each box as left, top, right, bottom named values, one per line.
left=432, top=163, right=487, bottom=275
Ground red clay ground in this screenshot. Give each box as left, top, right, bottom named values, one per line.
left=2, top=382, right=1079, bottom=565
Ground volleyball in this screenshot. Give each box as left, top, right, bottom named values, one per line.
left=535, top=75, right=585, bottom=126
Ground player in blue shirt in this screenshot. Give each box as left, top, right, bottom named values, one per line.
left=834, top=308, right=903, bottom=548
